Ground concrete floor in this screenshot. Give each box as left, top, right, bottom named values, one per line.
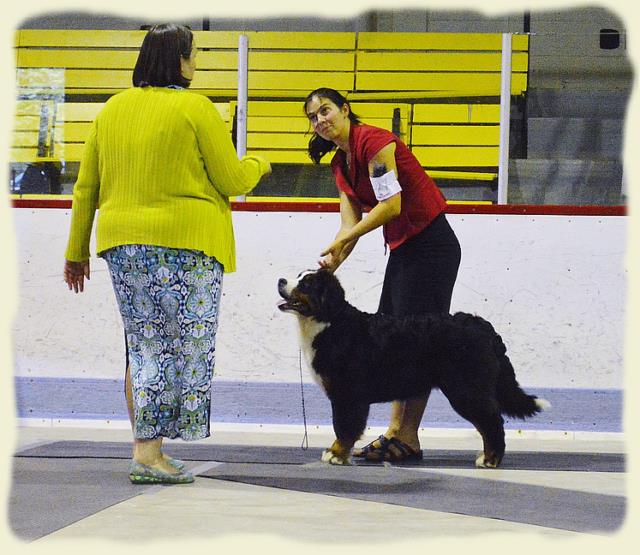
left=4, top=423, right=631, bottom=550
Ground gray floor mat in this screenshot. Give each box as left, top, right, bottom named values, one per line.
left=15, top=440, right=626, bottom=472
left=8, top=457, right=143, bottom=541
left=200, top=463, right=626, bottom=534
left=9, top=441, right=626, bottom=540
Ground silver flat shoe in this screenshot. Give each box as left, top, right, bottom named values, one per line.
left=128, top=460, right=194, bottom=484
left=165, top=457, right=186, bottom=471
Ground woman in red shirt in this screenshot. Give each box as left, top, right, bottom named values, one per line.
left=304, top=87, right=462, bottom=462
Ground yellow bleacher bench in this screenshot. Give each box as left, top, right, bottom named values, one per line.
left=15, top=30, right=356, bottom=98
left=11, top=100, right=55, bottom=163
left=409, top=103, right=502, bottom=181
left=354, top=32, right=529, bottom=98
left=15, top=29, right=527, bottom=99
left=12, top=29, right=529, bottom=192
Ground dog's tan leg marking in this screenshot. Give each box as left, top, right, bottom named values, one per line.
left=321, top=438, right=353, bottom=466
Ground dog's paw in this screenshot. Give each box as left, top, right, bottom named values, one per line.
left=321, top=449, right=351, bottom=466
left=475, top=452, right=499, bottom=469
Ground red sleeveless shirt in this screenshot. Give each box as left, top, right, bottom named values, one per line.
left=330, top=124, right=447, bottom=250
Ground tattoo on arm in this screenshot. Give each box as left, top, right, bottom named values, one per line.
left=372, top=163, right=388, bottom=177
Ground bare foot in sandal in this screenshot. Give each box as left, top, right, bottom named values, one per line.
left=353, top=435, right=422, bottom=462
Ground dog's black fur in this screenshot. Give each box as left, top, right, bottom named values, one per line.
left=277, top=269, right=549, bottom=467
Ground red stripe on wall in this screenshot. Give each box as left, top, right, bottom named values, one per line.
left=10, top=197, right=627, bottom=216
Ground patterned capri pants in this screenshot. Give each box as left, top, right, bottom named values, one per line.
left=102, top=244, right=223, bottom=441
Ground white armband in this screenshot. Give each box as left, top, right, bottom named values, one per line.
left=370, top=170, right=402, bottom=201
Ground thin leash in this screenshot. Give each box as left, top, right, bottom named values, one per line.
left=299, top=348, right=309, bottom=450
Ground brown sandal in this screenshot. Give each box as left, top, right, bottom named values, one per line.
left=353, top=435, right=423, bottom=462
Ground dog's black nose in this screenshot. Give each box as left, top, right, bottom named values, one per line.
left=278, top=278, right=287, bottom=288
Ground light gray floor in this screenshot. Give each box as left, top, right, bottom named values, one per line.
left=4, top=424, right=630, bottom=548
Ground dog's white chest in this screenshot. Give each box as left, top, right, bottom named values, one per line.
left=297, top=317, right=329, bottom=386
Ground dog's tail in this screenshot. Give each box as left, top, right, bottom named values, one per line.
left=493, top=330, right=551, bottom=418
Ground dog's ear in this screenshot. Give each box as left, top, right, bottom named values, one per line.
left=317, top=269, right=345, bottom=312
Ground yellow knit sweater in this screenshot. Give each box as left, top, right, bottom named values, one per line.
left=64, top=87, right=270, bottom=272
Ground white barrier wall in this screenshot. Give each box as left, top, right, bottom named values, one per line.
left=10, top=208, right=627, bottom=390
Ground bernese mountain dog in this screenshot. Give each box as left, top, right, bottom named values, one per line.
left=277, top=268, right=549, bottom=468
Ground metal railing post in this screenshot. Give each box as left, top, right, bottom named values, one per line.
left=497, top=32, right=513, bottom=205
left=236, top=34, right=249, bottom=201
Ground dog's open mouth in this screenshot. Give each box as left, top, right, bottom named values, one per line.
left=277, top=279, right=307, bottom=313
left=277, top=290, right=307, bottom=313
left=277, top=298, right=304, bottom=312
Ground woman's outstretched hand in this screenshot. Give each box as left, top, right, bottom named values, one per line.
left=64, top=259, right=91, bottom=293
left=319, top=238, right=349, bottom=273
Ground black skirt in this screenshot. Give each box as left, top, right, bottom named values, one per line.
left=378, top=213, right=461, bottom=316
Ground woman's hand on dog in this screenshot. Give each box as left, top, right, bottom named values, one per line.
left=319, top=238, right=349, bottom=272
left=63, top=259, right=90, bottom=293
left=318, top=254, right=338, bottom=272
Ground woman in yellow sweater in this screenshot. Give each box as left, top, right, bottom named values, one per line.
left=63, top=24, right=271, bottom=484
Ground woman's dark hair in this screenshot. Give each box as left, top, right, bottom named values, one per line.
left=304, top=88, right=361, bottom=164
left=133, top=23, right=194, bottom=88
